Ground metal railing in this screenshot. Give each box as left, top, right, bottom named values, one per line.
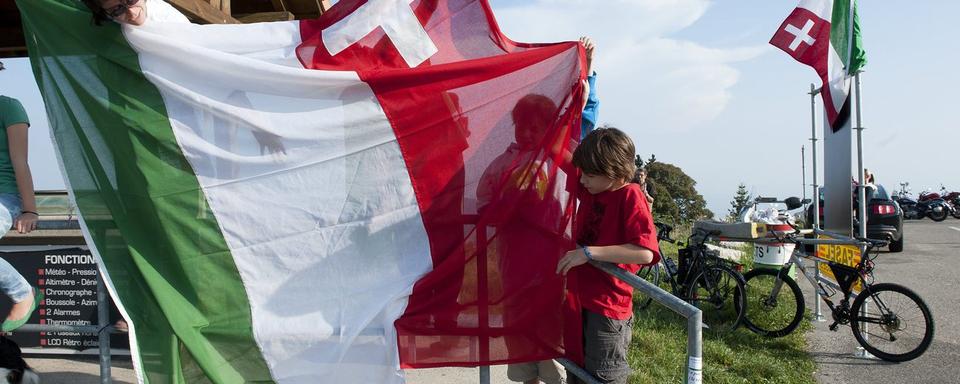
left=17, top=276, right=116, bottom=384
left=23, top=221, right=704, bottom=384
left=5, top=219, right=117, bottom=384
left=477, top=261, right=704, bottom=384
left=589, top=261, right=703, bottom=384
left=34, top=220, right=82, bottom=230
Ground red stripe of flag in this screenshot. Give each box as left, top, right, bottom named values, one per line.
left=297, top=0, right=585, bottom=367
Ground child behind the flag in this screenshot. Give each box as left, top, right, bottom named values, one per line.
left=477, top=93, right=568, bottom=384
left=557, top=127, right=660, bottom=384
left=484, top=36, right=598, bottom=384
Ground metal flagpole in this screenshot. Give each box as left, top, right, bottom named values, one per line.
left=802, top=146, right=806, bottom=205
left=853, top=71, right=874, bottom=359
left=855, top=74, right=866, bottom=242
left=809, top=83, right=825, bottom=322
left=809, top=84, right=820, bottom=230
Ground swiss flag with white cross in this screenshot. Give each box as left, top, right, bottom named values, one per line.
left=770, top=7, right=831, bottom=76
left=770, top=2, right=850, bottom=129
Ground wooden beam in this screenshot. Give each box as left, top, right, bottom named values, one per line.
left=270, top=0, right=287, bottom=12
left=219, top=0, right=231, bottom=16
left=282, top=0, right=324, bottom=17
left=236, top=11, right=296, bottom=23
left=166, top=0, right=239, bottom=24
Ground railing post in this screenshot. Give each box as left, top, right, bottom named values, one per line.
left=98, top=272, right=112, bottom=384
left=476, top=224, right=490, bottom=383
left=588, top=261, right=703, bottom=384
left=686, top=311, right=702, bottom=384
left=814, top=260, right=826, bottom=321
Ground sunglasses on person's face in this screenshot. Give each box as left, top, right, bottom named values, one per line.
left=103, top=0, right=140, bottom=19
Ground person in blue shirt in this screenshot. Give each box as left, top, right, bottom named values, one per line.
left=579, top=37, right=600, bottom=140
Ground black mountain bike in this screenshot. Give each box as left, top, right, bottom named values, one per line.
left=741, top=219, right=934, bottom=362
left=634, top=223, right=746, bottom=332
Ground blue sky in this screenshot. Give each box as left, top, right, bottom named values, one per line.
left=489, top=0, right=960, bottom=216
left=2, top=0, right=958, bottom=217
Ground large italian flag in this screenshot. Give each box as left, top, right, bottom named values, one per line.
left=17, top=0, right=585, bottom=382
left=770, top=0, right=866, bottom=130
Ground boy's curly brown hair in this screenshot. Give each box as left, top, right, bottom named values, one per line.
left=572, top=127, right=637, bottom=182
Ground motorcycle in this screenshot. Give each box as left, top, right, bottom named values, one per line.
left=938, top=185, right=960, bottom=219
left=895, top=187, right=949, bottom=221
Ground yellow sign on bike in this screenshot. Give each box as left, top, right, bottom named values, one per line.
left=815, top=235, right=863, bottom=292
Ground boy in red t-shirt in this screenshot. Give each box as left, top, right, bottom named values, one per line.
left=556, top=127, right=661, bottom=384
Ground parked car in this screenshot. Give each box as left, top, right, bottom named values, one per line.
left=806, top=184, right=904, bottom=252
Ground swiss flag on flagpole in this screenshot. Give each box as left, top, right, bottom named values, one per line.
left=770, top=0, right=866, bottom=131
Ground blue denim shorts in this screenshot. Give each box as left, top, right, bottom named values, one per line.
left=0, top=193, right=22, bottom=233
left=0, top=192, right=31, bottom=302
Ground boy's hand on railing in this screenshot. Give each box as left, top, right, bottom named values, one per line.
left=14, top=212, right=38, bottom=234
left=557, top=247, right=589, bottom=276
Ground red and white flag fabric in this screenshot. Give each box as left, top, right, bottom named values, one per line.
left=770, top=0, right=866, bottom=130
left=18, top=0, right=585, bottom=382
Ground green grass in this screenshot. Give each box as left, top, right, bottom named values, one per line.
left=626, top=227, right=816, bottom=384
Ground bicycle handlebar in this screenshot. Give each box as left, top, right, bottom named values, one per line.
left=654, top=222, right=677, bottom=244
left=771, top=220, right=887, bottom=254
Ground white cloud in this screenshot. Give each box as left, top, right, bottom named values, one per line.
left=490, top=0, right=766, bottom=132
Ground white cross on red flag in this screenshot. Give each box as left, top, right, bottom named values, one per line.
left=770, top=0, right=863, bottom=130
left=770, top=7, right=831, bottom=67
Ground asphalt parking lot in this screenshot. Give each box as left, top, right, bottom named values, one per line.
left=806, top=219, right=960, bottom=384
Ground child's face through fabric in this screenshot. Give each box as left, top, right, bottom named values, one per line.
left=514, top=113, right=550, bottom=150
left=579, top=173, right=621, bottom=195
left=512, top=95, right=556, bottom=150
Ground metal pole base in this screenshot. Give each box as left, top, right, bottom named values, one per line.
left=479, top=366, right=490, bottom=384
left=855, top=347, right=876, bottom=360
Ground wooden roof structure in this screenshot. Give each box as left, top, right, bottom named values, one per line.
left=0, top=0, right=333, bottom=58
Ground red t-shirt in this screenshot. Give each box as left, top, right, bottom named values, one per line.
left=574, top=183, right=661, bottom=320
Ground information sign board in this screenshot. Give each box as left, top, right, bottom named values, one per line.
left=0, top=248, right=128, bottom=353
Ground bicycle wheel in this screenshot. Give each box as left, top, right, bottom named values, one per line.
left=850, top=283, right=934, bottom=362
left=686, top=264, right=746, bottom=332
left=742, top=268, right=804, bottom=338
left=634, top=262, right=662, bottom=312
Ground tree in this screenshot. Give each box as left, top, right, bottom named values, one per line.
left=727, top=183, right=752, bottom=222
left=643, top=160, right=713, bottom=224
left=635, top=154, right=657, bottom=170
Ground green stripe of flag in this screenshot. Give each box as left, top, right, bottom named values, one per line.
left=830, top=0, right=867, bottom=74
left=17, top=1, right=273, bottom=382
